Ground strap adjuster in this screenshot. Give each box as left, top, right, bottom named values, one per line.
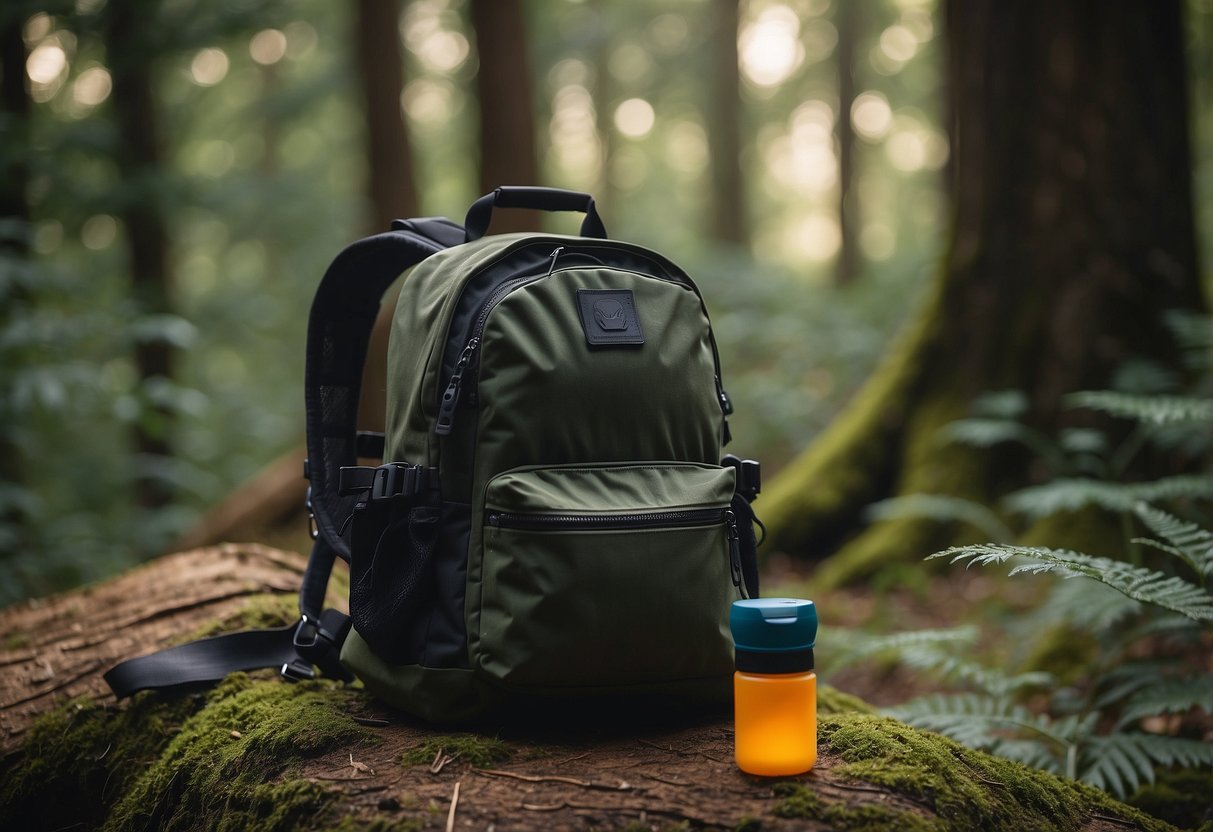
left=281, top=658, right=316, bottom=682
left=288, top=612, right=354, bottom=683
left=339, top=463, right=437, bottom=501
left=372, top=463, right=420, bottom=500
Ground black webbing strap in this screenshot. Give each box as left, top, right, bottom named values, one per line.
left=104, top=609, right=354, bottom=698
left=104, top=217, right=463, bottom=698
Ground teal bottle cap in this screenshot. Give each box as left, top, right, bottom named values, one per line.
left=730, top=598, right=817, bottom=653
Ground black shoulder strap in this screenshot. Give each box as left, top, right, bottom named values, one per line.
left=104, top=218, right=463, bottom=698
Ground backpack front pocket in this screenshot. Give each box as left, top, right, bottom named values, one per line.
left=475, top=462, right=741, bottom=690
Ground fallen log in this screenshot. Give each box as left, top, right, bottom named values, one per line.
left=0, top=546, right=1176, bottom=831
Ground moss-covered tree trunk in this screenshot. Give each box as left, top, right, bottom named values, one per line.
left=763, top=0, right=1207, bottom=584
left=0, top=548, right=1181, bottom=830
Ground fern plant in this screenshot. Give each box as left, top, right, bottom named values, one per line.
left=913, top=502, right=1213, bottom=797
left=845, top=313, right=1213, bottom=801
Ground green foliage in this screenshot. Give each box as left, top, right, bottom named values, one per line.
left=932, top=540, right=1213, bottom=622
left=846, top=331, right=1213, bottom=806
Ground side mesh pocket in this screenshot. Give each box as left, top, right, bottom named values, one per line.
left=349, top=498, right=440, bottom=664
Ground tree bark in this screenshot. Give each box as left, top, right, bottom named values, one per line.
left=707, top=0, right=747, bottom=246
left=763, top=0, right=1207, bottom=584
left=355, top=0, right=421, bottom=435
left=0, top=12, right=32, bottom=559
left=104, top=1, right=176, bottom=509
left=0, top=548, right=1168, bottom=830
left=469, top=0, right=540, bottom=233
left=833, top=0, right=858, bottom=285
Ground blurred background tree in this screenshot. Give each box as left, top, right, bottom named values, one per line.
left=763, top=0, right=1209, bottom=584
left=0, top=0, right=1209, bottom=606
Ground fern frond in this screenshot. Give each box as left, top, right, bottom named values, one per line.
left=988, top=739, right=1064, bottom=774
left=972, top=390, right=1030, bottom=419
left=895, top=644, right=1053, bottom=697
left=1133, top=503, right=1213, bottom=580
left=889, top=693, right=1054, bottom=748
left=1065, top=391, right=1213, bottom=426
left=1080, top=733, right=1213, bottom=798
left=1058, top=428, right=1108, bottom=456
left=1116, top=675, right=1213, bottom=727
left=865, top=494, right=1013, bottom=542
left=930, top=544, right=1213, bottom=623
left=1003, top=475, right=1213, bottom=520
left=937, top=418, right=1036, bottom=448
left=1031, top=577, right=1142, bottom=635
left=827, top=626, right=979, bottom=669
left=936, top=418, right=1065, bottom=471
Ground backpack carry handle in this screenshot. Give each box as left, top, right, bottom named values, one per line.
left=464, top=186, right=608, bottom=242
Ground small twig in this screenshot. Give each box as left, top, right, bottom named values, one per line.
left=351, top=716, right=391, bottom=727
left=1090, top=814, right=1139, bottom=828
left=310, top=774, right=373, bottom=782
left=94, top=742, right=112, bottom=762
left=522, top=801, right=567, bottom=812
left=445, top=781, right=461, bottom=832
left=554, top=751, right=592, bottom=764
left=431, top=749, right=460, bottom=774
left=636, top=738, right=728, bottom=763
left=641, top=772, right=689, bottom=787
left=825, top=780, right=891, bottom=796
left=474, top=768, right=633, bottom=791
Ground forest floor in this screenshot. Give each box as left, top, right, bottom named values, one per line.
left=0, top=544, right=1171, bottom=831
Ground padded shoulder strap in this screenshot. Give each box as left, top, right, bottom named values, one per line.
left=305, top=218, right=463, bottom=562
left=104, top=218, right=463, bottom=699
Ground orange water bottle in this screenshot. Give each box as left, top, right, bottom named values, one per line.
left=731, top=598, right=818, bottom=776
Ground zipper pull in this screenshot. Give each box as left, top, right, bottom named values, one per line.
left=546, top=246, right=565, bottom=276
left=435, top=337, right=480, bottom=436
left=725, top=509, right=747, bottom=599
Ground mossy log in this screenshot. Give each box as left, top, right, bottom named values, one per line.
left=762, top=1, right=1207, bottom=586
left=0, top=545, right=1177, bottom=831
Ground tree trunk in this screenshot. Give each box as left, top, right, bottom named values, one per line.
left=0, top=13, right=32, bottom=559
left=104, top=1, right=176, bottom=509
left=469, top=0, right=540, bottom=233
left=707, top=0, right=747, bottom=247
left=355, top=0, right=421, bottom=435
left=833, top=0, right=858, bottom=285
left=0, top=548, right=1167, bottom=830
left=763, top=0, right=1207, bottom=584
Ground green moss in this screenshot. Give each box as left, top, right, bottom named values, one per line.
left=1128, top=769, right=1213, bottom=829
left=399, top=732, right=511, bottom=769
left=771, top=782, right=943, bottom=831
left=4, top=633, right=29, bottom=649
left=733, top=815, right=762, bottom=832
left=183, top=593, right=300, bottom=642
left=103, top=674, right=370, bottom=832
left=0, top=691, right=201, bottom=830
left=820, top=713, right=1176, bottom=832
left=818, top=684, right=878, bottom=716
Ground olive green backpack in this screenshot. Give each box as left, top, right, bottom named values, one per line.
left=105, top=187, right=762, bottom=722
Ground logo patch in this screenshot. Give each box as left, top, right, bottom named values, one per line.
left=576, top=289, right=644, bottom=346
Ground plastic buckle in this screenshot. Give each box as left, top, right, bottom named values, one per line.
left=722, top=455, right=762, bottom=502
left=281, top=658, right=315, bottom=683
left=370, top=463, right=418, bottom=501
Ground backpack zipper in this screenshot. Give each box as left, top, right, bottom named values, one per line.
left=435, top=243, right=733, bottom=435
left=486, top=506, right=746, bottom=595
left=435, top=248, right=564, bottom=435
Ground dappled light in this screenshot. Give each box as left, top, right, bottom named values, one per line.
left=2, top=1, right=1212, bottom=826
left=189, top=47, right=229, bottom=86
